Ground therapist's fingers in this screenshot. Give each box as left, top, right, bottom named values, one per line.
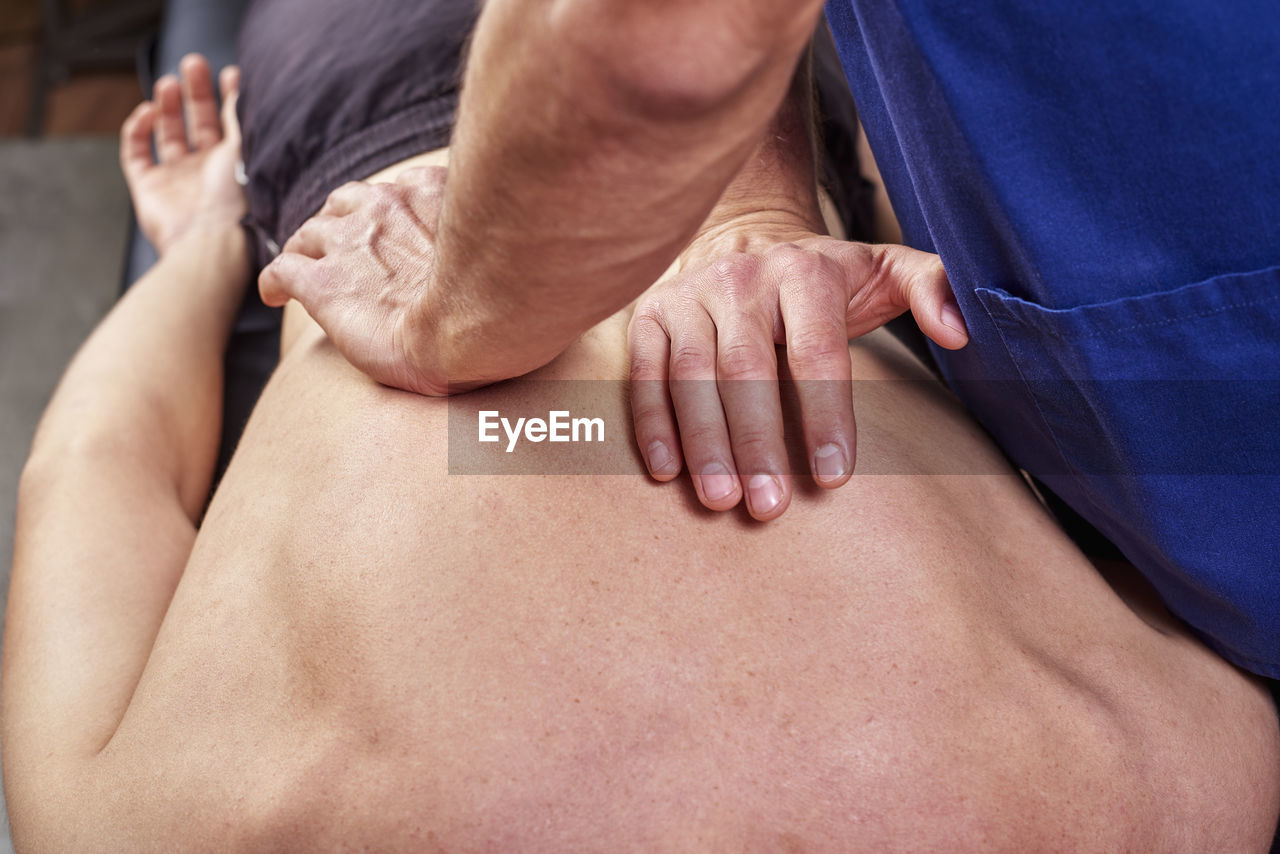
left=895, top=250, right=968, bottom=350
left=179, top=54, right=221, bottom=150
left=668, top=308, right=742, bottom=512
left=628, top=309, right=684, bottom=481
left=395, top=165, right=448, bottom=189
left=152, top=75, right=188, bottom=163
left=318, top=181, right=378, bottom=218
left=119, top=101, right=157, bottom=180
left=259, top=252, right=321, bottom=307
left=778, top=263, right=856, bottom=489
left=282, top=215, right=343, bottom=259
left=839, top=242, right=969, bottom=350
left=706, top=299, right=791, bottom=521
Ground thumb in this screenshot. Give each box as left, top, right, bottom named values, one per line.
left=258, top=252, right=316, bottom=308
left=218, top=66, right=242, bottom=146
left=868, top=244, right=968, bottom=350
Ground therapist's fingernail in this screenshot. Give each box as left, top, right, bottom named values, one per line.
left=748, top=474, right=783, bottom=516
left=813, top=443, right=848, bottom=484
left=700, top=463, right=737, bottom=502
left=646, top=441, right=677, bottom=475
left=941, top=301, right=967, bottom=335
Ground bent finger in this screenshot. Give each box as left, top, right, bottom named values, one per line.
left=880, top=245, right=969, bottom=350
left=259, top=252, right=320, bottom=308
left=668, top=308, right=742, bottom=512
left=318, top=181, right=377, bottom=218
left=282, top=215, right=342, bottom=260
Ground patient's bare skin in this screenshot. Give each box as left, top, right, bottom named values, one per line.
left=121, top=55, right=246, bottom=252
left=6, top=79, right=1279, bottom=851
left=97, top=300, right=1280, bottom=851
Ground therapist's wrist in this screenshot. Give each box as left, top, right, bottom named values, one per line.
left=399, top=263, right=534, bottom=396
left=676, top=203, right=828, bottom=277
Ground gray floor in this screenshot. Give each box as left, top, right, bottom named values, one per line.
left=0, top=138, right=129, bottom=853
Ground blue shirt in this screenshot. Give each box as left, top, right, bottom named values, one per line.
left=824, top=0, right=1280, bottom=677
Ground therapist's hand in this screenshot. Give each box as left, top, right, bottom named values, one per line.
left=259, top=167, right=457, bottom=396
left=628, top=219, right=968, bottom=521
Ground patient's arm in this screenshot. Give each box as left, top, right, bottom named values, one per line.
left=2, top=63, right=246, bottom=847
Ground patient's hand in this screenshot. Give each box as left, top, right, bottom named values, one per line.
left=120, top=55, right=246, bottom=254
left=628, top=218, right=968, bottom=520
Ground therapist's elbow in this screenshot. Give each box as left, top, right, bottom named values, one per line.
left=548, top=0, right=826, bottom=120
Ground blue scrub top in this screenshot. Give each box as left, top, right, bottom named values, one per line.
left=824, top=0, right=1280, bottom=677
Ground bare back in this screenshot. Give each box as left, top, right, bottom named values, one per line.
left=92, top=300, right=1279, bottom=851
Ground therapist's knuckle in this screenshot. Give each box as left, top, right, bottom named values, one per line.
left=707, top=254, right=761, bottom=300
left=787, top=329, right=848, bottom=374
left=629, top=299, right=665, bottom=331
left=768, top=244, right=827, bottom=283
left=367, top=185, right=402, bottom=218
left=670, top=343, right=715, bottom=377
left=717, top=338, right=773, bottom=381
left=628, top=350, right=666, bottom=383
left=328, top=181, right=363, bottom=206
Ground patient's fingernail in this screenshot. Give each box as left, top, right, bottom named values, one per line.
left=813, top=443, right=848, bottom=484
left=748, top=474, right=783, bottom=516
left=700, top=463, right=737, bottom=502
left=646, top=441, right=677, bottom=475
left=941, top=300, right=967, bottom=335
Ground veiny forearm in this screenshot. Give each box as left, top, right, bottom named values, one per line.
left=427, top=0, right=826, bottom=386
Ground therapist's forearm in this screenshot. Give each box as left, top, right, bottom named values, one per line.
left=674, top=42, right=830, bottom=266
left=423, top=0, right=827, bottom=386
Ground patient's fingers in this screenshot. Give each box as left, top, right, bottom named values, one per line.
left=259, top=252, right=319, bottom=308
left=628, top=309, right=684, bottom=481
left=153, top=75, right=188, bottom=163
left=218, top=66, right=241, bottom=142
left=120, top=101, right=156, bottom=181
left=179, top=54, right=220, bottom=150
left=668, top=308, right=743, bottom=512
